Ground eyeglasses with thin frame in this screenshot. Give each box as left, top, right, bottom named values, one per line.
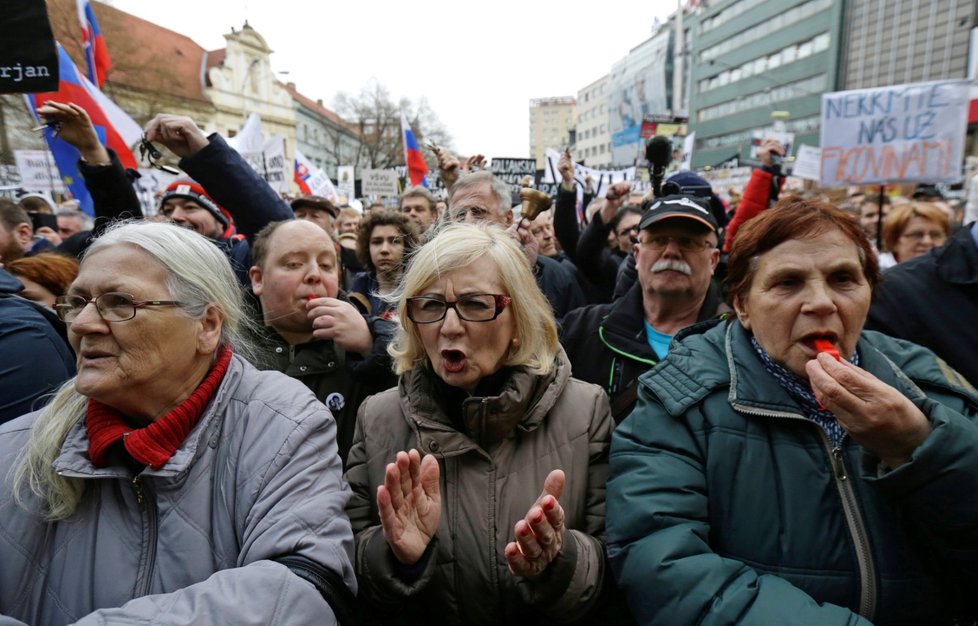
left=406, top=293, right=511, bottom=324
left=55, top=292, right=185, bottom=323
left=617, top=225, right=640, bottom=238
left=639, top=234, right=715, bottom=252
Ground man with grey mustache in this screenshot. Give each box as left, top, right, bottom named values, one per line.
left=560, top=190, right=728, bottom=423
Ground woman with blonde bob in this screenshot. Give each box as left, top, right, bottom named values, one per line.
left=879, top=201, right=950, bottom=268
left=0, top=220, right=356, bottom=625
left=344, top=222, right=614, bottom=625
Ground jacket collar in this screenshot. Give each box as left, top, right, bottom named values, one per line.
left=398, top=348, right=572, bottom=455
left=647, top=320, right=929, bottom=419
left=52, top=354, right=247, bottom=479
left=600, top=279, right=727, bottom=362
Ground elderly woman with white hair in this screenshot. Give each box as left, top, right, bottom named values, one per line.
left=0, top=221, right=356, bottom=625
left=344, top=223, right=615, bottom=625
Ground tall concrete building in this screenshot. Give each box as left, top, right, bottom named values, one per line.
left=609, top=27, right=674, bottom=167
left=840, top=0, right=974, bottom=89
left=576, top=75, right=611, bottom=168
left=529, top=97, right=576, bottom=169
left=686, top=0, right=847, bottom=168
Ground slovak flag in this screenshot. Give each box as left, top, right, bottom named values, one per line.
left=401, top=111, right=428, bottom=188
left=77, top=0, right=112, bottom=88
left=294, top=148, right=338, bottom=201
left=26, top=43, right=141, bottom=216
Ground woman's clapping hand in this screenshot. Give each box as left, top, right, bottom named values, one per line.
left=376, top=449, right=441, bottom=565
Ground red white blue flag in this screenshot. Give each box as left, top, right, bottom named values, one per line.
left=401, top=111, right=428, bottom=188
left=294, top=148, right=338, bottom=200
left=77, top=0, right=112, bottom=88
left=26, top=43, right=141, bottom=215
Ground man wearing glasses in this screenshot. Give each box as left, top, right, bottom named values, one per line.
left=560, top=194, right=728, bottom=423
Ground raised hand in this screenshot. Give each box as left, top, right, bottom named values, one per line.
left=144, top=113, right=209, bottom=159
left=376, top=449, right=442, bottom=565
left=758, top=138, right=785, bottom=168
left=464, top=154, right=486, bottom=173
left=35, top=101, right=109, bottom=164
left=558, top=151, right=575, bottom=191
left=504, top=469, right=566, bottom=578
left=807, top=352, right=932, bottom=468
left=601, top=181, right=632, bottom=224
left=433, top=146, right=460, bottom=189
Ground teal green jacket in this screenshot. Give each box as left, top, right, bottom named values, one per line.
left=608, top=319, right=978, bottom=626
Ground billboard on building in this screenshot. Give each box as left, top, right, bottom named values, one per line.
left=609, top=30, right=670, bottom=167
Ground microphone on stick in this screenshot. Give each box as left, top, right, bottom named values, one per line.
left=645, top=135, right=672, bottom=198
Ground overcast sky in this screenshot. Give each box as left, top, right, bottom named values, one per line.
left=107, top=0, right=678, bottom=158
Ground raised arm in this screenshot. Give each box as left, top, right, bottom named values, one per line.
left=552, top=151, right=581, bottom=263
left=37, top=101, right=142, bottom=235
left=145, top=114, right=293, bottom=243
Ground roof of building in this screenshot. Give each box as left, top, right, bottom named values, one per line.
left=47, top=0, right=212, bottom=103
left=279, top=81, right=358, bottom=133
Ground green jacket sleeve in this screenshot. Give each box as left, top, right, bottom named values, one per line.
left=607, top=387, right=870, bottom=626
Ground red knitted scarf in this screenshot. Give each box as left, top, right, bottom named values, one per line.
left=86, top=346, right=233, bottom=470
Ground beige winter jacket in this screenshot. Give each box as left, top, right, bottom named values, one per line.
left=344, top=348, right=612, bottom=625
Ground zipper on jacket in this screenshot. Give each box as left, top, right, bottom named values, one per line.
left=827, top=442, right=877, bottom=620
left=731, top=402, right=878, bottom=621
left=487, top=463, right=499, bottom=601
left=131, top=474, right=159, bottom=599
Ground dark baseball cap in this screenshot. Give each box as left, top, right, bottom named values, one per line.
left=638, top=194, right=719, bottom=233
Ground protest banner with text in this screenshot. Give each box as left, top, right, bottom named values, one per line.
left=819, top=80, right=969, bottom=187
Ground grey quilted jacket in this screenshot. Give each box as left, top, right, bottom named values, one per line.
left=0, top=354, right=356, bottom=625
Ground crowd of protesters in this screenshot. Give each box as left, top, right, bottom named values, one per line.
left=0, top=101, right=975, bottom=626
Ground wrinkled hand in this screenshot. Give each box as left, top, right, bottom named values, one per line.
left=807, top=353, right=931, bottom=468
left=434, top=146, right=460, bottom=188
left=307, top=297, right=372, bottom=356
left=377, top=450, right=442, bottom=566
left=510, top=219, right=539, bottom=268
left=144, top=113, right=209, bottom=159
left=558, top=151, right=575, bottom=190
left=758, top=139, right=785, bottom=168
left=505, top=470, right=566, bottom=578
left=601, top=181, right=632, bottom=223
left=36, top=101, right=108, bottom=163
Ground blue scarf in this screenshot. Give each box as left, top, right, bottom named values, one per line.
left=750, top=337, right=859, bottom=448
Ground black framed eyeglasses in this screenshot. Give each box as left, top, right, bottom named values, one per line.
left=54, top=292, right=184, bottom=323
left=406, top=293, right=511, bottom=324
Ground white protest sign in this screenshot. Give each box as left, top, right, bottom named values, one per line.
left=680, top=132, right=695, bottom=171
left=360, top=169, right=399, bottom=196
left=791, top=144, right=821, bottom=181
left=819, top=80, right=970, bottom=187
left=541, top=148, right=636, bottom=200
left=14, top=150, right=65, bottom=192
left=336, top=165, right=355, bottom=201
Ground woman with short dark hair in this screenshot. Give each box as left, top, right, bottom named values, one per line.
left=609, top=197, right=978, bottom=625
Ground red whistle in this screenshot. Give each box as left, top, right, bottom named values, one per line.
left=306, top=295, right=316, bottom=303
left=814, top=339, right=840, bottom=361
